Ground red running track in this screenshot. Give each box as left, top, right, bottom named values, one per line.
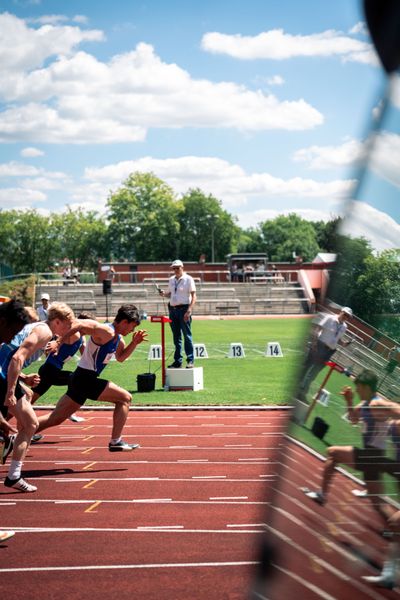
left=0, top=409, right=288, bottom=600
left=2, top=409, right=397, bottom=599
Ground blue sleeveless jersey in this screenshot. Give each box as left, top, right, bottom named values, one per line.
left=0, top=323, right=47, bottom=379
left=45, top=337, right=83, bottom=370
left=360, top=398, right=388, bottom=450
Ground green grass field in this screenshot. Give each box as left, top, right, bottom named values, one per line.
left=25, top=317, right=310, bottom=407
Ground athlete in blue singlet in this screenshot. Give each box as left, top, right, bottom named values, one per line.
left=36, top=304, right=148, bottom=452
left=1, top=302, right=74, bottom=492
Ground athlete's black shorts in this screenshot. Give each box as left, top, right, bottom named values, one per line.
left=31, top=362, right=73, bottom=396
left=66, top=366, right=108, bottom=406
left=0, top=377, right=26, bottom=418
left=353, top=446, right=385, bottom=481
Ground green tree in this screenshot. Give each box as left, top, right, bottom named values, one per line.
left=177, top=189, right=239, bottom=262
left=106, top=172, right=180, bottom=261
left=3, top=210, right=54, bottom=274
left=311, top=217, right=341, bottom=253
left=351, top=249, right=400, bottom=324
left=258, top=213, right=320, bottom=262
left=329, top=234, right=373, bottom=307
left=50, top=209, right=109, bottom=272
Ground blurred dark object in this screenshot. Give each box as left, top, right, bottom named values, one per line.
left=364, top=0, right=400, bottom=73
left=311, top=416, right=329, bottom=440
left=102, top=279, right=112, bottom=295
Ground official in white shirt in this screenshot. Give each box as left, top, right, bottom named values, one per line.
left=159, top=260, right=196, bottom=368
left=298, top=306, right=353, bottom=400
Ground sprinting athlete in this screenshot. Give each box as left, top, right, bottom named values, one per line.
left=1, top=302, right=75, bottom=492
left=30, top=312, right=95, bottom=422
left=35, top=304, right=148, bottom=451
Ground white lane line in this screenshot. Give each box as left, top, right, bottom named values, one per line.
left=169, top=446, right=198, bottom=449
left=0, top=560, right=259, bottom=574
left=0, top=502, right=16, bottom=506
left=161, top=435, right=188, bottom=437
left=1, top=499, right=269, bottom=505
left=209, top=496, right=248, bottom=500
left=177, top=459, right=209, bottom=463
left=224, top=444, right=252, bottom=448
left=192, top=476, right=226, bottom=479
left=238, top=458, right=269, bottom=462
left=7, top=527, right=266, bottom=534
left=137, top=526, right=184, bottom=530
left=226, top=523, right=265, bottom=528
left=272, top=564, right=336, bottom=600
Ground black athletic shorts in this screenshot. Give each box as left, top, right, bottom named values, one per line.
left=31, top=362, right=73, bottom=396
left=0, top=377, right=26, bottom=418
left=353, top=446, right=385, bottom=480
left=66, top=366, right=108, bottom=406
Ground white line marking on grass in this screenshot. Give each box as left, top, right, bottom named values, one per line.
left=0, top=560, right=259, bottom=574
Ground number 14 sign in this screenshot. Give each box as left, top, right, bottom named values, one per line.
left=265, top=342, right=283, bottom=357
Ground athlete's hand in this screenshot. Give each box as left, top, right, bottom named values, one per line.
left=5, top=392, right=17, bottom=408
left=132, top=329, right=148, bottom=346
left=0, top=417, right=17, bottom=435
left=341, top=386, right=353, bottom=404
left=25, top=373, right=40, bottom=388
left=45, top=339, right=59, bottom=356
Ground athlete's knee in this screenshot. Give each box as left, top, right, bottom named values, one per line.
left=327, top=447, right=339, bottom=463
left=122, top=391, right=132, bottom=405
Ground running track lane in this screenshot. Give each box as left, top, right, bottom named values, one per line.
left=0, top=409, right=288, bottom=600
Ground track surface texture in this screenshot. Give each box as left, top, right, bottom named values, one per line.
left=1, top=409, right=396, bottom=599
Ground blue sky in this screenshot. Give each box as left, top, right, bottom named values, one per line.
left=1, top=0, right=399, bottom=251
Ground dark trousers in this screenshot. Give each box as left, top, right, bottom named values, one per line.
left=169, top=305, right=194, bottom=365
left=299, top=340, right=335, bottom=398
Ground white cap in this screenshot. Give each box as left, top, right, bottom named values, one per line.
left=341, top=306, right=353, bottom=317
left=170, top=259, right=183, bottom=268
left=41, top=293, right=50, bottom=301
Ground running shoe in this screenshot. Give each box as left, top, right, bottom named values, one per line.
left=304, top=489, right=325, bottom=505
left=167, top=362, right=181, bottom=368
left=4, top=476, right=37, bottom=493
left=108, top=440, right=140, bottom=452
left=69, top=414, right=85, bottom=423
left=361, top=574, right=394, bottom=589
left=0, top=530, right=15, bottom=542
left=186, top=362, right=194, bottom=368
left=31, top=433, right=43, bottom=444
left=1, top=434, right=15, bottom=465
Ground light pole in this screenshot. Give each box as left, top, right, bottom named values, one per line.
left=211, top=223, right=215, bottom=263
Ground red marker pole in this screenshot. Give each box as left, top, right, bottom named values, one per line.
left=304, top=361, right=338, bottom=424
left=150, top=315, right=171, bottom=388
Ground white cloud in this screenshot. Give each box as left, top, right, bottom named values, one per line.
left=266, top=75, right=284, bottom=86
left=348, top=22, right=368, bottom=36
left=0, top=13, right=104, bottom=73
left=0, top=161, right=40, bottom=177
left=0, top=187, right=46, bottom=208
left=201, top=28, right=378, bottom=65
left=340, top=201, right=400, bottom=252
left=0, top=15, right=324, bottom=144
left=369, top=130, right=400, bottom=189
left=20, top=146, right=44, bottom=157
left=83, top=155, right=353, bottom=213
left=293, top=138, right=365, bottom=169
